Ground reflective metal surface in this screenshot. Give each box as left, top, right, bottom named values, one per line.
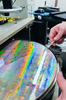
left=0, top=40, right=57, bottom=100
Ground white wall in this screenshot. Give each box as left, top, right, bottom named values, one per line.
left=58, top=0, right=66, bottom=11
left=28, top=0, right=56, bottom=11
left=10, top=0, right=28, bottom=18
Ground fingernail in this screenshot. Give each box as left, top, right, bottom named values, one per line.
left=54, top=37, right=57, bottom=40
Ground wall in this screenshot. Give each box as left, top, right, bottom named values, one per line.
left=58, top=0, right=66, bottom=11
left=10, top=0, right=28, bottom=19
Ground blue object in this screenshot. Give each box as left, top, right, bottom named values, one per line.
left=29, top=12, right=50, bottom=16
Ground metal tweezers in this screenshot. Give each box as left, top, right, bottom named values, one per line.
left=47, top=41, right=56, bottom=48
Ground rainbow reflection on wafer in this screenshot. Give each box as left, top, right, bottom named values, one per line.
left=0, top=40, right=57, bottom=100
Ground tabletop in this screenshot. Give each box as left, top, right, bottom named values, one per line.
left=0, top=17, right=34, bottom=45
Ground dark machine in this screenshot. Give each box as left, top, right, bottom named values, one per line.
left=30, top=7, right=62, bottom=45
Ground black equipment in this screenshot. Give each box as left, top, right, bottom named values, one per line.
left=51, top=11, right=66, bottom=21
left=30, top=7, right=61, bottom=45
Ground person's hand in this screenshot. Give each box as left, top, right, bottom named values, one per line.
left=49, top=22, right=66, bottom=44
left=56, top=72, right=66, bottom=100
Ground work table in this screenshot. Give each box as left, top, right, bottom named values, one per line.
left=0, top=17, right=34, bottom=45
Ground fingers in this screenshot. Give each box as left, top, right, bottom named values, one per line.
left=49, top=26, right=58, bottom=42
left=56, top=72, right=66, bottom=91
left=56, top=38, right=64, bottom=44
left=54, top=31, right=63, bottom=42
left=49, top=23, right=64, bottom=43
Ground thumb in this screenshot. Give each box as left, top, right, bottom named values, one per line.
left=56, top=72, right=65, bottom=91
left=54, top=31, right=63, bottom=41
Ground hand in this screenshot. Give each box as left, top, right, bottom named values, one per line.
left=56, top=72, right=66, bottom=100
left=49, top=22, right=66, bottom=44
